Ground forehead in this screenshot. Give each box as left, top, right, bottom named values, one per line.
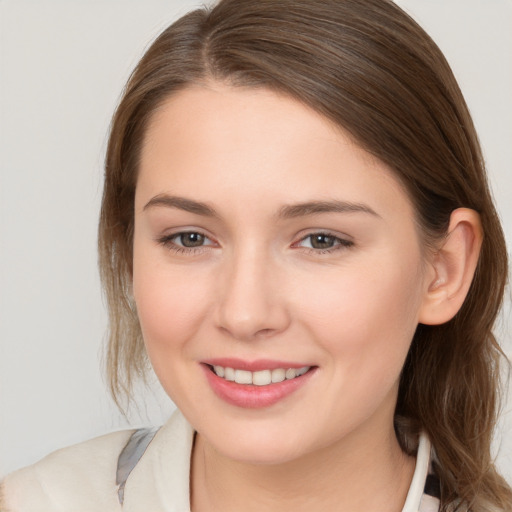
left=137, top=84, right=414, bottom=222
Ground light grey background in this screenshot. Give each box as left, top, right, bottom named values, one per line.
left=1, top=0, right=511, bottom=481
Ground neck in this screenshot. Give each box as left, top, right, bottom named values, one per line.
left=190, top=419, right=416, bottom=512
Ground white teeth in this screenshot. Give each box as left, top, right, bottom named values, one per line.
left=224, top=367, right=235, bottom=381
left=285, top=368, right=297, bottom=379
left=212, top=365, right=311, bottom=385
left=296, top=366, right=309, bottom=377
left=271, top=368, right=286, bottom=383
left=253, top=370, right=272, bottom=386
left=235, top=369, right=252, bottom=385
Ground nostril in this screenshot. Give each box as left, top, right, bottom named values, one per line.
left=255, top=328, right=275, bottom=338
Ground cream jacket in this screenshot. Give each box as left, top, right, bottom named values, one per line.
left=1, top=410, right=439, bottom=512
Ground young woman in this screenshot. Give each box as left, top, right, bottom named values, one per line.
left=2, top=0, right=511, bottom=511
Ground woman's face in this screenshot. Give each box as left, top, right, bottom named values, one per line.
left=133, top=85, right=433, bottom=464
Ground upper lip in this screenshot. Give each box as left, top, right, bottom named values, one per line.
left=202, top=358, right=313, bottom=372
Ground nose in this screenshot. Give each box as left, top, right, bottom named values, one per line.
left=214, top=248, right=291, bottom=341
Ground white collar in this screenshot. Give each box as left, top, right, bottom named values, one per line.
left=402, top=432, right=436, bottom=512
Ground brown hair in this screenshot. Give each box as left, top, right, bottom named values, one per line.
left=99, top=0, right=511, bottom=509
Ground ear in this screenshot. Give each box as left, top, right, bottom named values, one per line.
left=419, top=208, right=483, bottom=326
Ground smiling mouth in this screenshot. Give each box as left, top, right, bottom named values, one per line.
left=208, top=365, right=311, bottom=386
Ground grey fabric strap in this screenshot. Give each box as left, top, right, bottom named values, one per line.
left=116, top=427, right=159, bottom=505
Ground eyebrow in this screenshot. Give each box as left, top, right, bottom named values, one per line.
left=143, top=194, right=380, bottom=219
left=143, top=195, right=217, bottom=217
left=278, top=200, right=380, bottom=219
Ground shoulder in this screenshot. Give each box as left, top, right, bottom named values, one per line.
left=1, top=429, right=135, bottom=512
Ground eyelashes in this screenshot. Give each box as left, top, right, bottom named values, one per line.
left=293, top=233, right=354, bottom=252
left=156, top=230, right=354, bottom=256
left=156, top=231, right=216, bottom=254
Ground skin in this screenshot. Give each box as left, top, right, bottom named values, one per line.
left=132, top=84, right=443, bottom=512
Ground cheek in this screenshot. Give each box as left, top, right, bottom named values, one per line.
left=132, top=247, right=212, bottom=358
left=132, top=255, right=217, bottom=408
left=289, top=253, right=425, bottom=436
left=294, top=250, right=424, bottom=368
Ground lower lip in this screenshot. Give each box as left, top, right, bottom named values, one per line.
left=202, top=365, right=316, bottom=409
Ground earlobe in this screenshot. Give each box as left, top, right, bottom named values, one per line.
left=419, top=208, right=483, bottom=326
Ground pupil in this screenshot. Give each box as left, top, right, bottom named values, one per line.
left=311, top=234, right=334, bottom=249
left=182, top=233, right=204, bottom=247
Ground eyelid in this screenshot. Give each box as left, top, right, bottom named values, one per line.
left=292, top=230, right=354, bottom=253
left=172, top=232, right=216, bottom=247
left=155, top=227, right=353, bottom=255
left=156, top=228, right=219, bottom=253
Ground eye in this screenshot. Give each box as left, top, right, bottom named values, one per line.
left=304, top=233, right=337, bottom=249
left=173, top=232, right=209, bottom=248
left=157, top=230, right=216, bottom=253
left=295, top=232, right=353, bottom=252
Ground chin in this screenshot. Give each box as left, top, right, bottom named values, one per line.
left=217, top=440, right=307, bottom=466
left=198, top=419, right=320, bottom=466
